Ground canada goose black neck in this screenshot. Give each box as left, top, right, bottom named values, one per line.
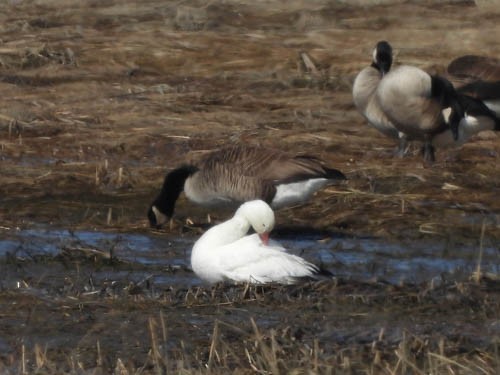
left=323, top=166, right=347, bottom=180
left=371, top=40, right=393, bottom=75
left=431, top=75, right=464, bottom=140
left=148, top=165, right=198, bottom=227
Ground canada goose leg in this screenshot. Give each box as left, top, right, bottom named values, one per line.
left=396, top=132, right=408, bottom=158
left=421, top=142, right=435, bottom=164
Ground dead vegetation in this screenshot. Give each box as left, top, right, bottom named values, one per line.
left=0, top=0, right=500, bottom=373
left=0, top=271, right=498, bottom=374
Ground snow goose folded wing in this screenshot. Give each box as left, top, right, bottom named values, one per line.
left=190, top=200, right=329, bottom=284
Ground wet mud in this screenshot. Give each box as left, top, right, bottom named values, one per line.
left=0, top=0, right=499, bottom=373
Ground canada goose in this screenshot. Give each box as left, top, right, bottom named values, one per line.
left=191, top=200, right=329, bottom=284
left=428, top=54, right=500, bottom=147
left=434, top=93, right=500, bottom=147
left=376, top=64, right=464, bottom=162
left=447, top=55, right=500, bottom=117
left=147, top=145, right=346, bottom=227
left=352, top=41, right=408, bottom=155
left=353, top=41, right=466, bottom=161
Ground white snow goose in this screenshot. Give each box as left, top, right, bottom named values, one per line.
left=190, top=200, right=330, bottom=284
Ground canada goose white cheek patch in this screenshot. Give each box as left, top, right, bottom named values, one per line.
left=152, top=206, right=168, bottom=226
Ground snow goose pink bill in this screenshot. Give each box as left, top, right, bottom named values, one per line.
left=190, top=200, right=331, bottom=285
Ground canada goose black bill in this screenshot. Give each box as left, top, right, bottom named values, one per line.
left=147, top=146, right=346, bottom=228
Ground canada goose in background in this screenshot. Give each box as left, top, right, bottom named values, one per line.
left=354, top=42, right=498, bottom=161
left=375, top=63, right=464, bottom=162
left=147, top=145, right=346, bottom=228
left=353, top=41, right=466, bottom=161
left=191, top=200, right=330, bottom=284
left=352, top=41, right=408, bottom=155
left=447, top=55, right=500, bottom=116
left=434, top=93, right=500, bottom=147
left=431, top=55, right=500, bottom=147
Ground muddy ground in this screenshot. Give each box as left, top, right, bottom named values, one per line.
left=0, top=0, right=499, bottom=373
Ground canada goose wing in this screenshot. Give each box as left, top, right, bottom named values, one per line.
left=191, top=146, right=344, bottom=204
left=202, top=146, right=343, bottom=183
left=456, top=80, right=500, bottom=101
left=191, top=146, right=281, bottom=203
left=447, top=55, right=500, bottom=84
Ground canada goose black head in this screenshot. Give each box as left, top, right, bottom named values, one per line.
left=371, top=40, right=393, bottom=76
left=147, top=165, right=198, bottom=228
left=430, top=75, right=464, bottom=141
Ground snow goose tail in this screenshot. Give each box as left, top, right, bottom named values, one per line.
left=190, top=200, right=331, bottom=284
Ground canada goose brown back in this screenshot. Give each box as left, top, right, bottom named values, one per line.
left=447, top=55, right=500, bottom=116
left=148, top=145, right=346, bottom=227
left=447, top=55, right=500, bottom=84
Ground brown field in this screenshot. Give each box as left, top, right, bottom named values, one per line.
left=0, top=0, right=499, bottom=373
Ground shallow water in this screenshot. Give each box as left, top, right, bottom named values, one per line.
left=1, top=226, right=497, bottom=288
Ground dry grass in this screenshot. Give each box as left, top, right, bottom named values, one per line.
left=1, top=0, right=500, bottom=373
left=1, top=279, right=498, bottom=374
left=1, top=0, right=499, bottom=240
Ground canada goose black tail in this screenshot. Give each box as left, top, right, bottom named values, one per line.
left=431, top=75, right=465, bottom=140
left=461, top=93, right=499, bottom=119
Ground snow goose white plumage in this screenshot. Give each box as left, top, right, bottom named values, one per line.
left=190, top=200, right=328, bottom=284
